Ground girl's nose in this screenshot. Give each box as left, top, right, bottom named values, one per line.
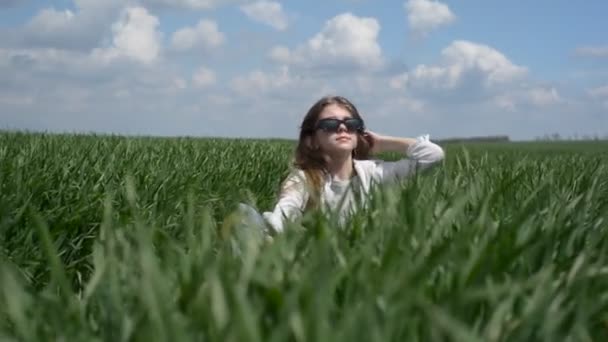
left=337, top=123, right=347, bottom=132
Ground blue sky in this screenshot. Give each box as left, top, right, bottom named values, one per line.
left=1, top=0, right=607, bottom=140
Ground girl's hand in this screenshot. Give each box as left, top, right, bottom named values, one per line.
left=363, top=130, right=383, bottom=155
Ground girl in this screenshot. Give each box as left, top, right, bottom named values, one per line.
left=239, top=95, right=445, bottom=235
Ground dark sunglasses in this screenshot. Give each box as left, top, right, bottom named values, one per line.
left=315, top=118, right=365, bottom=133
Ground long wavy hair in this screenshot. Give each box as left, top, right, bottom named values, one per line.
left=282, top=95, right=372, bottom=211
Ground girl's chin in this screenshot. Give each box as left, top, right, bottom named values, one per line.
left=325, top=145, right=356, bottom=154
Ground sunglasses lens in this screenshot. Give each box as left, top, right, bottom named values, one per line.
left=316, top=118, right=364, bottom=132
left=345, top=119, right=363, bottom=132
left=317, top=119, right=341, bottom=132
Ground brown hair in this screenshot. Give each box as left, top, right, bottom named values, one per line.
left=281, top=95, right=372, bottom=211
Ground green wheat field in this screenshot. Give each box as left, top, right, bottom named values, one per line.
left=1, top=131, right=608, bottom=341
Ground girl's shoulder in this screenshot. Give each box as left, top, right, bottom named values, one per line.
left=284, top=167, right=307, bottom=180
left=279, top=167, right=308, bottom=190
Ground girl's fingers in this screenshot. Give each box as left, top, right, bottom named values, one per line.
left=363, top=133, right=374, bottom=147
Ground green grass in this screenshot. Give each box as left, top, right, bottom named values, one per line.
left=1, top=131, right=608, bottom=341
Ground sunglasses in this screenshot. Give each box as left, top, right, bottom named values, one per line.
left=315, top=118, right=365, bottom=133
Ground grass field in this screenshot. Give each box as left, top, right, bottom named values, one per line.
left=1, top=131, right=608, bottom=341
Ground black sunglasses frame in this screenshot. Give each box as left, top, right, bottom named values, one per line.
left=315, top=118, right=365, bottom=133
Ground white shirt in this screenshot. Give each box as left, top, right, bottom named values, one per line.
left=262, top=134, right=445, bottom=233
left=324, top=175, right=361, bottom=225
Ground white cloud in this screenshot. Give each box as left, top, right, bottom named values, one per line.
left=269, top=13, right=383, bottom=70
left=0, top=42, right=220, bottom=136
left=26, top=8, right=76, bottom=32
left=441, top=41, right=527, bottom=85
left=588, top=85, right=608, bottom=110
left=391, top=40, right=527, bottom=91
left=387, top=40, right=563, bottom=115
left=173, top=77, right=188, bottom=90
left=92, top=7, right=162, bottom=65
left=143, top=0, right=225, bottom=10
left=490, top=86, right=562, bottom=113
left=227, top=66, right=426, bottom=119
left=192, top=66, right=216, bottom=87
left=381, top=95, right=425, bottom=114
left=389, top=72, right=408, bottom=90
left=575, top=46, right=608, bottom=58
left=231, top=65, right=292, bottom=94
left=0, top=47, right=105, bottom=75
left=269, top=46, right=290, bottom=63
left=171, top=19, right=224, bottom=51
left=240, top=1, right=288, bottom=31
left=588, top=85, right=608, bottom=98
left=405, top=0, right=455, bottom=36
left=528, top=86, right=561, bottom=106
left=11, top=0, right=123, bottom=50
left=493, top=94, right=516, bottom=111
left=2, top=2, right=606, bottom=141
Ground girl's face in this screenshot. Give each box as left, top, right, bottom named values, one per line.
left=314, top=104, right=358, bottom=156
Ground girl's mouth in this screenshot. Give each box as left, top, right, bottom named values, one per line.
left=336, top=136, right=351, bottom=142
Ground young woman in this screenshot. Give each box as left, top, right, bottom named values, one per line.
left=239, top=95, right=445, bottom=235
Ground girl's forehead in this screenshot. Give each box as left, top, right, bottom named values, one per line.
left=319, top=104, right=352, bottom=119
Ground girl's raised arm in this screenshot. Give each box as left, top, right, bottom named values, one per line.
left=368, top=133, right=445, bottom=183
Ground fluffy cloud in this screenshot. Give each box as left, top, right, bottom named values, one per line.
left=231, top=65, right=292, bottom=95
left=391, top=40, right=527, bottom=91
left=269, top=46, right=290, bottom=62
left=269, top=13, right=383, bottom=71
left=1, top=1, right=605, bottom=141
left=143, top=0, right=227, bottom=10
left=588, top=84, right=608, bottom=98
left=6, top=0, right=123, bottom=50
left=588, top=84, right=608, bottom=109
left=1, top=47, right=79, bottom=72
left=493, top=86, right=562, bottom=111
left=527, top=87, right=561, bottom=106
left=21, top=8, right=82, bottom=48
left=170, top=19, right=224, bottom=51
left=575, top=46, right=608, bottom=58
left=386, top=40, right=570, bottom=115
left=226, top=64, right=426, bottom=122
left=26, top=8, right=76, bottom=32
left=240, top=1, right=288, bottom=30
left=92, top=7, right=162, bottom=65
left=192, top=66, right=216, bottom=87
left=1, top=44, right=189, bottom=133
left=405, top=0, right=455, bottom=36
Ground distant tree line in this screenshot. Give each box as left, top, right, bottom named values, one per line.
left=433, top=133, right=608, bottom=143
left=534, top=133, right=608, bottom=141
left=436, top=135, right=510, bottom=144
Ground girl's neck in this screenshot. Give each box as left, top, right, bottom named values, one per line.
left=324, top=153, right=354, bottom=181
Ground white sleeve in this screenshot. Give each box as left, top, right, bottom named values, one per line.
left=373, top=134, right=445, bottom=183
left=262, top=170, right=309, bottom=233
